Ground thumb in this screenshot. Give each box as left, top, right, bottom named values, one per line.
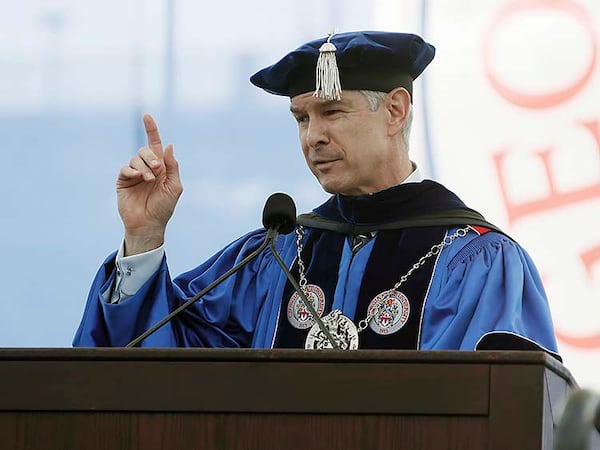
left=164, top=144, right=181, bottom=185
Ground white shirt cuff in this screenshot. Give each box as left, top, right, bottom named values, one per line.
left=104, top=242, right=165, bottom=304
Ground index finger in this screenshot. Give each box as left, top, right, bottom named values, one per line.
left=143, top=113, right=163, bottom=157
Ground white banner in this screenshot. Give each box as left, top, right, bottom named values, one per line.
left=376, top=0, right=600, bottom=389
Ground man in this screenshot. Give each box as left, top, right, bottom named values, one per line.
left=74, top=31, right=559, bottom=357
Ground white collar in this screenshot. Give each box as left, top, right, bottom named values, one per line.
left=402, top=162, right=424, bottom=184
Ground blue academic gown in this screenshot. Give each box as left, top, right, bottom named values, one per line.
left=73, top=181, right=560, bottom=358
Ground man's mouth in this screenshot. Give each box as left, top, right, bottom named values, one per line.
left=313, top=159, right=340, bottom=169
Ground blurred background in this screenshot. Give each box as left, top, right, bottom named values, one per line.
left=1, top=0, right=598, bottom=389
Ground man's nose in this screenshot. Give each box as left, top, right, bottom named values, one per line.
left=305, top=117, right=329, bottom=148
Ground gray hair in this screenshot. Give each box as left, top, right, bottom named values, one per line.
left=360, top=90, right=413, bottom=150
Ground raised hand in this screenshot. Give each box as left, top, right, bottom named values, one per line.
left=117, top=114, right=183, bottom=256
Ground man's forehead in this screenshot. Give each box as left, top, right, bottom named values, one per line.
left=289, top=92, right=361, bottom=111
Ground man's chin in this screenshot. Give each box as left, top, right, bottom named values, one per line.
left=316, top=175, right=362, bottom=196
left=319, top=182, right=360, bottom=197
left=318, top=179, right=342, bottom=195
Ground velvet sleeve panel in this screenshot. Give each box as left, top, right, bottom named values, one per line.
left=73, top=229, right=274, bottom=348
left=420, top=230, right=559, bottom=356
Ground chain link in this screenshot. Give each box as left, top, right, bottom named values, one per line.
left=356, top=226, right=470, bottom=331
left=295, top=226, right=308, bottom=293
left=296, top=225, right=469, bottom=333
left=295, top=225, right=470, bottom=333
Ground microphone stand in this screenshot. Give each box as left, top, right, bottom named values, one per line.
left=126, top=228, right=278, bottom=347
left=269, top=239, right=340, bottom=349
left=127, top=222, right=340, bottom=349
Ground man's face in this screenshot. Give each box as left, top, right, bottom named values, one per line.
left=290, top=90, right=401, bottom=196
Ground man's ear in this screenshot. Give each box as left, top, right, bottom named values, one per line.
left=386, top=87, right=411, bottom=137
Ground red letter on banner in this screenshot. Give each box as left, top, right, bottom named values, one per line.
left=555, top=245, right=600, bottom=348
left=483, top=0, right=597, bottom=109
left=493, top=120, right=600, bottom=225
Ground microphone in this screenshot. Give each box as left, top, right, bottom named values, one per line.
left=263, top=195, right=340, bottom=349
left=260, top=193, right=340, bottom=347
left=554, top=388, right=600, bottom=450
left=262, top=192, right=296, bottom=234
left=126, top=192, right=297, bottom=347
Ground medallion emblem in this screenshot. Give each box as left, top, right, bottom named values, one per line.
left=367, top=290, right=410, bottom=335
left=287, top=284, right=325, bottom=329
left=305, top=309, right=359, bottom=350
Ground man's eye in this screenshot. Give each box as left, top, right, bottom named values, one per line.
left=295, top=115, right=308, bottom=123
left=324, top=109, right=342, bottom=116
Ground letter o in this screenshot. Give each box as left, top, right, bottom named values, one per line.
left=483, top=0, right=596, bottom=109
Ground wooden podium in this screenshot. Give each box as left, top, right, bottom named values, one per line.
left=0, top=349, right=576, bottom=450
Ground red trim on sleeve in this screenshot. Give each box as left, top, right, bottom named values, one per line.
left=468, top=225, right=491, bottom=236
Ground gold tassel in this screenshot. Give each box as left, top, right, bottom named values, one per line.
left=313, top=33, right=341, bottom=101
